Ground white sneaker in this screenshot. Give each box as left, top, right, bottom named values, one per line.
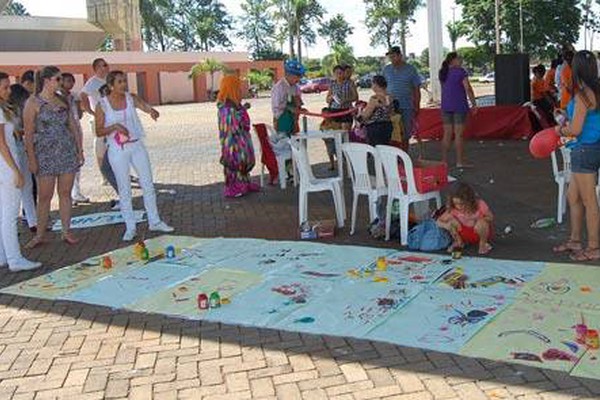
left=9, top=259, right=42, bottom=272
left=123, top=229, right=137, bottom=242
left=149, top=221, right=174, bottom=233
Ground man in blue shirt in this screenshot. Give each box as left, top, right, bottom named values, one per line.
left=382, top=46, right=421, bottom=148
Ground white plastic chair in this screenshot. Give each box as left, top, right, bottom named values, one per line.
left=341, top=142, right=387, bottom=235
left=376, top=145, right=442, bottom=245
left=551, top=147, right=571, bottom=224
left=290, top=137, right=346, bottom=228
left=252, top=124, right=293, bottom=189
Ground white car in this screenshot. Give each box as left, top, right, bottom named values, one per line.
left=479, top=73, right=495, bottom=83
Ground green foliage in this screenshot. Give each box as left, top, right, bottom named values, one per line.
left=190, top=58, right=227, bottom=99
left=2, top=1, right=29, bottom=15
left=321, top=44, right=356, bottom=76
left=446, top=20, right=467, bottom=51
left=456, top=0, right=581, bottom=59
left=140, top=0, right=232, bottom=51
left=98, top=34, right=115, bottom=52
left=237, top=0, right=278, bottom=59
left=363, top=0, right=424, bottom=54
left=272, top=0, right=325, bottom=62
left=355, top=56, right=384, bottom=76
left=247, top=69, right=274, bottom=90
left=318, top=14, right=354, bottom=48
left=457, top=46, right=492, bottom=73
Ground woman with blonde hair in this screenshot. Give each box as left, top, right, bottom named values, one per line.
left=217, top=75, right=257, bottom=197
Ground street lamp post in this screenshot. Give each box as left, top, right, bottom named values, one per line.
left=495, top=0, right=501, bottom=54
left=519, top=0, right=524, bottom=53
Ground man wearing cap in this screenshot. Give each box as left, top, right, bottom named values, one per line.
left=271, top=59, right=305, bottom=137
left=383, top=46, right=421, bottom=148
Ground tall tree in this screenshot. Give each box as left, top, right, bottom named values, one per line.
left=456, top=0, right=581, bottom=59
left=2, top=1, right=29, bottom=15
left=364, top=0, right=424, bottom=55
left=273, top=0, right=325, bottom=62
left=318, top=14, right=354, bottom=49
left=446, top=21, right=466, bottom=52
left=238, top=0, right=278, bottom=59
left=191, top=0, right=233, bottom=51
left=190, top=58, right=227, bottom=100
left=140, top=0, right=173, bottom=51
left=321, top=44, right=356, bottom=75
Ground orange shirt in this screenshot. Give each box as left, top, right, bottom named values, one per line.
left=560, top=64, right=573, bottom=109
left=544, top=68, right=556, bottom=91
left=531, top=78, right=549, bottom=101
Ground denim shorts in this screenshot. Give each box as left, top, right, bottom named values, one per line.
left=570, top=144, right=600, bottom=174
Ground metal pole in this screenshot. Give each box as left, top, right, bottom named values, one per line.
left=495, top=0, right=501, bottom=54
left=519, top=0, right=524, bottom=53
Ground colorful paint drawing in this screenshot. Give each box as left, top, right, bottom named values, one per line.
left=571, top=311, right=600, bottom=380
left=518, top=263, right=600, bottom=313
left=63, top=262, right=201, bottom=308
left=208, top=273, right=337, bottom=327
left=173, top=238, right=267, bottom=267
left=274, top=277, right=425, bottom=337
left=431, top=257, right=545, bottom=298
left=461, top=298, right=592, bottom=373
left=367, top=288, right=508, bottom=353
left=128, top=268, right=262, bottom=319
left=360, top=251, right=449, bottom=286
left=214, top=240, right=390, bottom=277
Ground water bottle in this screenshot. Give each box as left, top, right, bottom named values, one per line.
left=530, top=218, right=556, bottom=229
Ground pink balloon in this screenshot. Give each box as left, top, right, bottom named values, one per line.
left=529, top=128, right=560, bottom=159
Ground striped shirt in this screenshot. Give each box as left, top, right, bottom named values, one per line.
left=382, top=63, right=421, bottom=110
left=329, top=80, right=355, bottom=109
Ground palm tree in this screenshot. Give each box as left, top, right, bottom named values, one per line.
left=190, top=58, right=227, bottom=101
left=321, top=44, right=356, bottom=75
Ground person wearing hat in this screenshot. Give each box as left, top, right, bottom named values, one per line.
left=271, top=59, right=305, bottom=137
left=382, top=46, right=421, bottom=149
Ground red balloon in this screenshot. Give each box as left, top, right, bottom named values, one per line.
left=529, top=128, right=560, bottom=159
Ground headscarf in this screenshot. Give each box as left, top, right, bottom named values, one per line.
left=284, top=59, right=306, bottom=76
left=217, top=75, right=242, bottom=105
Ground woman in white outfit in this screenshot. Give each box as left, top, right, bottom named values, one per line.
left=0, top=72, right=41, bottom=271
left=95, top=71, right=174, bottom=241
left=8, top=83, right=38, bottom=232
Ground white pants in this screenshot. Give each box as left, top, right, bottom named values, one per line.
left=16, top=144, right=37, bottom=228
left=108, top=141, right=160, bottom=231
left=91, top=119, right=107, bottom=161
left=0, top=179, right=25, bottom=266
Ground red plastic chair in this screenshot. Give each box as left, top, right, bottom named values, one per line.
left=252, top=123, right=292, bottom=188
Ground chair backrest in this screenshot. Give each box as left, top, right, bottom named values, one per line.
left=551, top=146, right=571, bottom=180
left=342, top=142, right=385, bottom=192
left=289, top=137, right=315, bottom=183
left=252, top=123, right=275, bottom=163
left=376, top=144, right=418, bottom=196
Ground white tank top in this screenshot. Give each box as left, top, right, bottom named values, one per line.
left=100, top=93, right=145, bottom=142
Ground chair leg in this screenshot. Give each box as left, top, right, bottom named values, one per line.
left=299, top=188, right=307, bottom=225
left=338, top=182, right=346, bottom=221
left=277, top=157, right=286, bottom=189
left=435, top=193, right=442, bottom=209
left=400, top=201, right=410, bottom=246
left=350, top=192, right=359, bottom=235
left=557, top=182, right=564, bottom=224
left=332, top=186, right=345, bottom=228
left=260, top=164, right=265, bottom=188
left=385, top=197, right=393, bottom=241
left=368, top=193, right=376, bottom=224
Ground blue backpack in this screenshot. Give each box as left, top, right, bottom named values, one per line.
left=407, top=219, right=452, bottom=251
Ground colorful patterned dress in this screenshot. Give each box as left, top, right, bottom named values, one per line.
left=217, top=101, right=257, bottom=197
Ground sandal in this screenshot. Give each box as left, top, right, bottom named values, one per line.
left=570, top=248, right=600, bottom=262
left=553, top=240, right=583, bottom=253
left=62, top=232, right=79, bottom=245
left=25, top=236, right=46, bottom=250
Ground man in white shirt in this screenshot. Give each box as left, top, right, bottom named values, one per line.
left=81, top=58, right=109, bottom=171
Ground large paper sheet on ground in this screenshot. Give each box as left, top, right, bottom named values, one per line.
left=52, top=210, right=146, bottom=231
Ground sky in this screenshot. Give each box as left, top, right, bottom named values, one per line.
left=15, top=0, right=469, bottom=58
left=14, top=0, right=591, bottom=58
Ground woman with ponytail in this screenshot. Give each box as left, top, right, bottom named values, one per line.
left=552, top=51, right=600, bottom=261
left=0, top=72, right=41, bottom=271
left=439, top=52, right=477, bottom=168
left=23, top=66, right=83, bottom=249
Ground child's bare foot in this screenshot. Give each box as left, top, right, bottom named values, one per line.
left=478, top=242, right=493, bottom=255
left=447, top=241, right=463, bottom=253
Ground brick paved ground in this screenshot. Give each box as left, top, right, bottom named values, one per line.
left=1, top=90, right=599, bottom=399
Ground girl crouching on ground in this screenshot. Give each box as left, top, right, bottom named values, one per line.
left=437, top=182, right=494, bottom=255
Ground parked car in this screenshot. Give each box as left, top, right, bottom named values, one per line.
left=479, top=72, right=495, bottom=83
left=300, top=77, right=331, bottom=93
left=357, top=73, right=375, bottom=89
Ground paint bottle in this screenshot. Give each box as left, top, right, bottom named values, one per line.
left=141, top=247, right=150, bottom=261
left=376, top=256, right=387, bottom=271
left=101, top=255, right=113, bottom=269
left=165, top=245, right=176, bottom=259
left=209, top=291, right=221, bottom=308
left=197, top=293, right=209, bottom=310
left=586, top=329, right=599, bottom=350
left=134, top=241, right=146, bottom=258
left=452, top=247, right=463, bottom=260
left=575, top=324, right=588, bottom=344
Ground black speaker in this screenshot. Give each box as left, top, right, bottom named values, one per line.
left=495, top=54, right=530, bottom=105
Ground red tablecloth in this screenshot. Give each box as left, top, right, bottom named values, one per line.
left=416, top=105, right=535, bottom=141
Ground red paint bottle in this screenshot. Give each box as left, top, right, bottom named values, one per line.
left=197, top=293, right=209, bottom=310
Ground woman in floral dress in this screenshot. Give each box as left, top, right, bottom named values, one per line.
left=217, top=75, right=258, bottom=198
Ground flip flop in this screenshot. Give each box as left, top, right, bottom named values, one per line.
left=553, top=240, right=583, bottom=253
left=569, top=248, right=600, bottom=262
